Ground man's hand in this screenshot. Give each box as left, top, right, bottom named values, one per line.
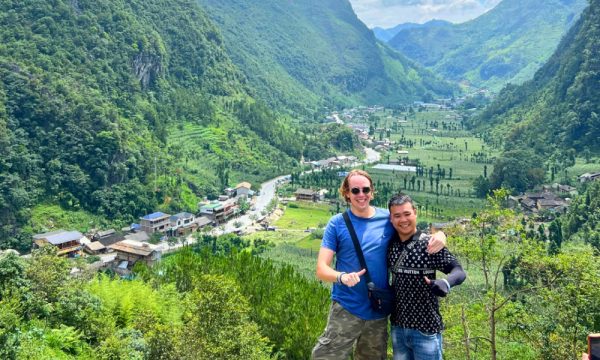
left=427, top=231, right=447, bottom=254
left=341, top=269, right=366, bottom=287
left=425, top=276, right=449, bottom=297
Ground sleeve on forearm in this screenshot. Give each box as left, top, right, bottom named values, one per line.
left=443, top=260, right=466, bottom=287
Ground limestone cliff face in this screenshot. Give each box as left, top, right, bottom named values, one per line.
left=132, top=52, right=162, bottom=89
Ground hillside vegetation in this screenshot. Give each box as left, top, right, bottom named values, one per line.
left=0, top=244, right=330, bottom=359
left=0, top=0, right=303, bottom=251
left=387, top=0, right=587, bottom=90
left=471, top=0, right=600, bottom=158
left=197, top=0, right=457, bottom=114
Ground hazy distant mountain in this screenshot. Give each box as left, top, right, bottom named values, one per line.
left=197, top=0, right=457, bottom=113
left=373, top=20, right=451, bottom=43
left=387, top=0, right=587, bottom=90
left=473, top=0, right=599, bottom=155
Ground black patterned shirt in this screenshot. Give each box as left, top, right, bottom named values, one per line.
left=387, top=231, right=460, bottom=333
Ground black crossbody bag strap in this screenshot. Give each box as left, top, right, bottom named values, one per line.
left=342, top=211, right=373, bottom=284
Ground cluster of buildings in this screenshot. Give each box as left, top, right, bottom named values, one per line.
left=199, top=182, right=253, bottom=223
left=32, top=227, right=162, bottom=272
left=323, top=105, right=384, bottom=124
left=304, top=155, right=358, bottom=169
left=30, top=182, right=256, bottom=273
left=508, top=189, right=572, bottom=216
left=508, top=175, right=600, bottom=216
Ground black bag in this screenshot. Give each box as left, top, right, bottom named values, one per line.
left=367, top=282, right=395, bottom=315
left=342, top=212, right=395, bottom=316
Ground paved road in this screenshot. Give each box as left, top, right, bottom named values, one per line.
left=221, top=175, right=287, bottom=233
left=220, top=147, right=381, bottom=234
left=165, top=147, right=381, bottom=244
left=364, top=147, right=381, bottom=163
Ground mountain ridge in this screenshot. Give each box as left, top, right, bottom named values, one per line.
left=373, top=20, right=452, bottom=43
left=197, top=0, right=457, bottom=114
left=472, top=0, right=599, bottom=157
left=386, top=0, right=587, bottom=90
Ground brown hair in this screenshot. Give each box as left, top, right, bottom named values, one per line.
left=339, top=169, right=375, bottom=202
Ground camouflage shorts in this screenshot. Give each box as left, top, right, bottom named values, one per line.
left=312, top=301, right=388, bottom=360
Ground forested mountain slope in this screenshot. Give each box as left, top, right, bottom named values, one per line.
left=197, top=0, right=457, bottom=114
left=0, top=0, right=301, bottom=251
left=472, top=0, right=599, bottom=156
left=387, top=0, right=587, bottom=90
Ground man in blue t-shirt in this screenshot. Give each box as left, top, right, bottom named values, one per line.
left=312, top=170, right=447, bottom=360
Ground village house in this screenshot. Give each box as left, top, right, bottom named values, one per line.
left=196, top=216, right=212, bottom=229
left=139, top=212, right=171, bottom=234
left=199, top=199, right=237, bottom=224
left=235, top=182, right=253, bottom=198
left=109, top=239, right=161, bottom=268
left=33, top=230, right=84, bottom=257
left=294, top=188, right=327, bottom=202
left=224, top=187, right=236, bottom=198
left=348, top=123, right=369, bottom=133
left=83, top=241, right=106, bottom=255
left=317, top=157, right=340, bottom=168
left=170, top=212, right=195, bottom=228
left=339, top=155, right=358, bottom=165
left=295, top=188, right=317, bottom=202
left=430, top=223, right=451, bottom=233
left=124, top=231, right=150, bottom=242
left=168, top=212, right=197, bottom=236
left=521, top=197, right=537, bottom=212
left=537, top=199, right=568, bottom=212
left=509, top=191, right=569, bottom=214
left=83, top=228, right=127, bottom=256
left=578, top=172, right=600, bottom=183
left=91, top=229, right=125, bottom=246
left=557, top=184, right=577, bottom=194
left=542, top=183, right=577, bottom=195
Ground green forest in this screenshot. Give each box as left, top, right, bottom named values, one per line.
left=470, top=0, right=600, bottom=158
left=0, top=0, right=325, bottom=252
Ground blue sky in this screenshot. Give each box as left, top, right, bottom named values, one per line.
left=348, top=0, right=502, bottom=28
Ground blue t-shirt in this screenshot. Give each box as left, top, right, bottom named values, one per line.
left=321, top=208, right=395, bottom=320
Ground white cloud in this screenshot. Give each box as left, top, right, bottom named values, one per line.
left=348, top=0, right=502, bottom=28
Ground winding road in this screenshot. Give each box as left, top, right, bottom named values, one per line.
left=158, top=147, right=380, bottom=250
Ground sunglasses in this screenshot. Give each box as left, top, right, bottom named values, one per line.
left=350, top=187, right=371, bottom=195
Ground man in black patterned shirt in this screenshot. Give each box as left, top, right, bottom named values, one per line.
left=387, top=194, right=466, bottom=360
